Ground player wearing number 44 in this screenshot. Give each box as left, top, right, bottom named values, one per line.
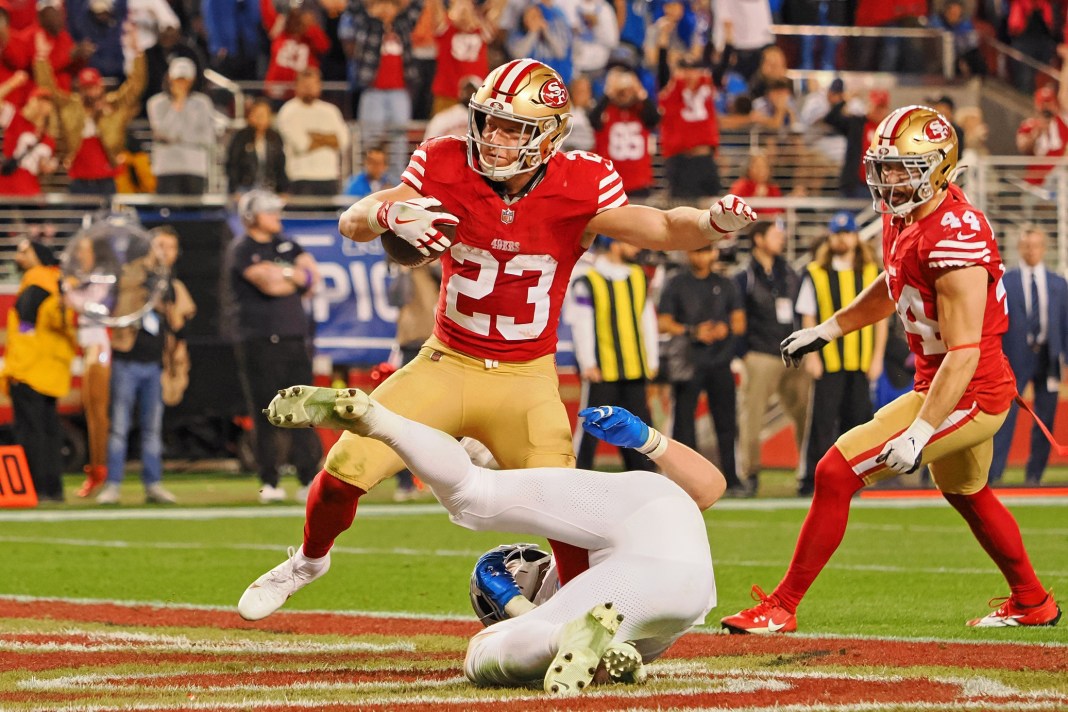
left=721, top=105, right=1061, bottom=634
left=237, top=58, right=757, bottom=622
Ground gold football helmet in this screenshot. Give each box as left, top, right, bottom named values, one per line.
left=467, top=59, right=573, bottom=181
left=864, top=105, right=959, bottom=216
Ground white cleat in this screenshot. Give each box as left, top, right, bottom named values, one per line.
left=258, top=484, right=287, bottom=504
left=601, top=640, right=647, bottom=684
left=544, top=602, right=623, bottom=696
left=237, top=546, right=330, bottom=621
left=263, top=386, right=372, bottom=433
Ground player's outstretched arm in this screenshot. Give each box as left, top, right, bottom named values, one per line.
left=586, top=194, right=757, bottom=252
left=339, top=183, right=423, bottom=243
left=579, top=406, right=726, bottom=509
left=782, top=272, right=896, bottom=367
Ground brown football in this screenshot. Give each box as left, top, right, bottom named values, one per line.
left=380, top=205, right=457, bottom=268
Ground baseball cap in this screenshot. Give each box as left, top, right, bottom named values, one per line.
left=168, top=57, right=196, bottom=81
left=828, top=77, right=844, bottom=94
left=828, top=211, right=857, bottom=234
left=869, top=88, right=890, bottom=108
left=77, top=67, right=103, bottom=88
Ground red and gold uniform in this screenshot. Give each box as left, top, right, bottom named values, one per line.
left=324, top=136, right=628, bottom=491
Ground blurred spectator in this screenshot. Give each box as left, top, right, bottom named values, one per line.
left=659, top=56, right=721, bottom=198
left=147, top=56, right=213, bottom=194
left=927, top=94, right=965, bottom=153
left=657, top=243, right=747, bottom=495
left=507, top=0, right=573, bottom=83
left=124, top=0, right=179, bottom=76
left=3, top=0, right=38, bottom=28
left=956, top=104, right=988, bottom=169
left=747, top=44, right=788, bottom=100
left=261, top=0, right=329, bottom=98
left=0, top=86, right=55, bottom=194
left=1, top=239, right=74, bottom=504
left=153, top=226, right=196, bottom=409
left=796, top=76, right=848, bottom=165
left=822, top=86, right=892, bottom=199
left=794, top=212, right=885, bottom=496
left=729, top=152, right=783, bottom=214
left=317, top=0, right=348, bottom=82
left=427, top=0, right=493, bottom=114
left=735, top=220, right=808, bottom=495
left=1016, top=45, right=1068, bottom=186
left=854, top=0, right=928, bottom=73
left=34, top=40, right=146, bottom=194
left=201, top=0, right=261, bottom=79
left=347, top=0, right=424, bottom=178
left=613, top=0, right=650, bottom=50
left=98, top=228, right=195, bottom=505
left=406, top=0, right=436, bottom=120
left=0, top=10, right=33, bottom=110
left=423, top=73, right=479, bottom=139
left=145, top=24, right=204, bottom=100
left=568, top=237, right=658, bottom=473
left=782, top=0, right=846, bottom=71
left=710, top=1, right=773, bottom=80
left=225, top=97, right=288, bottom=195
left=562, top=72, right=594, bottom=150
left=751, top=76, right=796, bottom=133
left=24, top=0, right=86, bottom=93
left=929, top=0, right=986, bottom=77
left=591, top=65, right=658, bottom=197
left=227, top=189, right=322, bottom=504
left=1006, top=0, right=1056, bottom=92
left=277, top=66, right=348, bottom=195
left=644, top=0, right=690, bottom=72
left=114, top=126, right=156, bottom=192
left=342, top=144, right=395, bottom=197
left=67, top=0, right=128, bottom=80
left=572, top=0, right=617, bottom=76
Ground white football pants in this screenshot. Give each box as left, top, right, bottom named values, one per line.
left=364, top=402, right=716, bottom=686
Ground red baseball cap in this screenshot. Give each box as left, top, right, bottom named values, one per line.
left=869, top=88, right=890, bottom=108
left=1035, top=86, right=1057, bottom=108
left=77, top=67, right=102, bottom=88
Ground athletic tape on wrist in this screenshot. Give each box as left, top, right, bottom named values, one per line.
left=637, top=428, right=669, bottom=459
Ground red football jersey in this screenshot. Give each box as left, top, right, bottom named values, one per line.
left=593, top=104, right=653, bottom=192
left=658, top=75, right=719, bottom=157
left=431, top=23, right=489, bottom=99
left=882, top=184, right=1015, bottom=414
left=400, top=136, right=628, bottom=361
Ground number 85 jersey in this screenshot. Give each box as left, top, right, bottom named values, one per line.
left=882, top=183, right=1016, bottom=414
left=401, top=136, right=628, bottom=361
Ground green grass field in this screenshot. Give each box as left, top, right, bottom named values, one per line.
left=4, top=469, right=1066, bottom=642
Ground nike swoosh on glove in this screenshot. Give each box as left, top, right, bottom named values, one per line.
left=373, top=197, right=459, bottom=256
left=780, top=319, right=843, bottom=367
left=579, top=405, right=650, bottom=449
left=706, top=194, right=757, bottom=235
left=875, top=420, right=935, bottom=475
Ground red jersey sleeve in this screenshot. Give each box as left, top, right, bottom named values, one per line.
left=920, top=203, right=999, bottom=280
left=588, top=153, right=628, bottom=214
left=400, top=138, right=442, bottom=194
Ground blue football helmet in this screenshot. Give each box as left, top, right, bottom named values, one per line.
left=469, top=543, right=552, bottom=626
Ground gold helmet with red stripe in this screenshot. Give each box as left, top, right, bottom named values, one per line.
left=467, top=59, right=573, bottom=181
left=864, top=105, right=959, bottom=216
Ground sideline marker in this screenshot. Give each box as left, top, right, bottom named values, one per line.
left=0, top=445, right=38, bottom=508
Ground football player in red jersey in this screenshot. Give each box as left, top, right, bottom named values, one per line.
left=237, top=58, right=757, bottom=621
left=721, top=105, right=1061, bottom=634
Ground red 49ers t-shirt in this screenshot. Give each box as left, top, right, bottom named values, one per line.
left=431, top=22, right=488, bottom=99
left=882, top=184, right=1015, bottom=414
left=658, top=76, right=719, bottom=157
left=399, top=136, right=628, bottom=361
left=594, top=103, right=652, bottom=193
left=373, top=31, right=406, bottom=90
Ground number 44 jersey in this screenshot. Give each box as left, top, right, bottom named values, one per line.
left=400, top=135, right=628, bottom=361
left=882, top=183, right=1016, bottom=414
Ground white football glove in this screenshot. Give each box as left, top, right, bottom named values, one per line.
left=703, top=194, right=757, bottom=235
left=875, top=420, right=935, bottom=475
left=368, top=197, right=459, bottom=257
left=780, top=317, right=843, bottom=367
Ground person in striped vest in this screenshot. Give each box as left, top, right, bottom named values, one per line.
left=794, top=211, right=887, bottom=496
left=568, top=236, right=658, bottom=472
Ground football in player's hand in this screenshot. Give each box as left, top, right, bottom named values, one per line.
left=380, top=205, right=457, bottom=268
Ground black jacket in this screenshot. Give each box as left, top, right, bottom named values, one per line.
left=225, top=127, right=288, bottom=194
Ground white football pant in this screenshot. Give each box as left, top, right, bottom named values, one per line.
left=363, top=402, right=716, bottom=686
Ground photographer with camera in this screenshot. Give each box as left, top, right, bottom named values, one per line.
left=0, top=86, right=57, bottom=195
left=1016, top=44, right=1068, bottom=188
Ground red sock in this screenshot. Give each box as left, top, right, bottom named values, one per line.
left=548, top=539, right=590, bottom=585
left=303, top=470, right=365, bottom=559
left=943, top=486, right=1047, bottom=606
left=773, top=447, right=863, bottom=613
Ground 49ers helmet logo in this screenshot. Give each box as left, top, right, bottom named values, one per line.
left=923, top=118, right=951, bottom=142
left=539, top=78, right=569, bottom=108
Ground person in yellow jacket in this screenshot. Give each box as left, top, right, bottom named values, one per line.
left=1, top=239, right=77, bottom=502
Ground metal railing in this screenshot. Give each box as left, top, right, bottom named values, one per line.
left=769, top=23, right=956, bottom=79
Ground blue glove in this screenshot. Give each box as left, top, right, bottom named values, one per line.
left=473, top=548, right=523, bottom=615
left=579, top=406, right=650, bottom=449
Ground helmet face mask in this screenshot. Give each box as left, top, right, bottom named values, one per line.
left=864, top=105, right=959, bottom=216
left=466, top=59, right=573, bottom=182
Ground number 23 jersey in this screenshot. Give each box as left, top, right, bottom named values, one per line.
left=882, top=184, right=1015, bottom=414
left=400, top=136, right=628, bottom=361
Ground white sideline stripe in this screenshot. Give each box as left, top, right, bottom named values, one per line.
left=4, top=535, right=1068, bottom=579
left=2, top=629, right=413, bottom=653
left=2, top=495, right=1066, bottom=523
left=4, top=594, right=1067, bottom=649
left=1, top=640, right=414, bottom=654
left=20, top=674, right=465, bottom=692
